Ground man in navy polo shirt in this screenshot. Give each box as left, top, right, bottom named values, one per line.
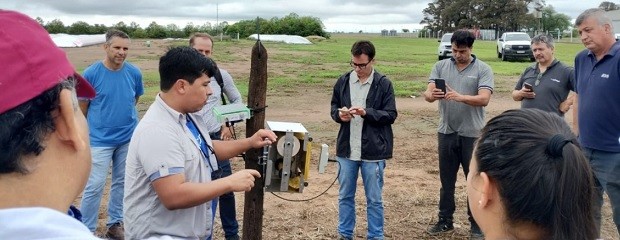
left=574, top=8, right=620, bottom=235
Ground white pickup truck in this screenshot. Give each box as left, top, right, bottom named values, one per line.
left=497, top=32, right=535, bottom=62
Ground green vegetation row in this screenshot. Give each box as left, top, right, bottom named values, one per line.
left=223, top=13, right=330, bottom=39
left=37, top=13, right=328, bottom=39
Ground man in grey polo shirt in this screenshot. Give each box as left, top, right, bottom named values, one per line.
left=123, top=46, right=276, bottom=240
left=423, top=29, right=494, bottom=239
left=512, top=34, right=574, bottom=116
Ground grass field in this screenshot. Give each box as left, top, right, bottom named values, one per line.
left=144, top=34, right=587, bottom=101
left=68, top=34, right=620, bottom=239
left=74, top=34, right=586, bottom=103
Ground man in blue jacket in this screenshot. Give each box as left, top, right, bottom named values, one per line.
left=330, top=40, right=397, bottom=240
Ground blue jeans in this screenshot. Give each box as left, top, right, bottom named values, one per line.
left=337, top=157, right=385, bottom=240
left=207, top=131, right=238, bottom=240
left=583, top=147, right=620, bottom=235
left=80, top=143, right=128, bottom=232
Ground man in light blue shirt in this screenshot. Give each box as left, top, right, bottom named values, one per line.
left=79, top=29, right=144, bottom=239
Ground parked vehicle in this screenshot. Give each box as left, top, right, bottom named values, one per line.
left=437, top=33, right=453, bottom=60
left=497, top=32, right=535, bottom=62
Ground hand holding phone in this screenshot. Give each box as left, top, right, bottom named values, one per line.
left=338, top=107, right=352, bottom=116
left=434, top=78, right=447, bottom=94
left=523, top=82, right=534, bottom=92
left=338, top=107, right=353, bottom=122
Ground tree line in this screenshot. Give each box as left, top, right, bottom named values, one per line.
left=225, top=13, right=330, bottom=39
left=35, top=12, right=330, bottom=39
left=421, top=0, right=574, bottom=34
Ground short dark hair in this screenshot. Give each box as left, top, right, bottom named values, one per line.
left=189, top=32, right=213, bottom=48
left=531, top=34, right=555, bottom=50
left=0, top=78, right=76, bottom=174
left=159, top=46, right=217, bottom=91
left=451, top=30, right=475, bottom=48
left=351, top=40, right=375, bottom=60
left=576, top=8, right=611, bottom=27
left=105, top=29, right=129, bottom=45
left=474, top=108, right=596, bottom=240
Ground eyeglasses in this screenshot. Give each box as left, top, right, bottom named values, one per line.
left=350, top=60, right=372, bottom=69
left=535, top=73, right=542, bottom=86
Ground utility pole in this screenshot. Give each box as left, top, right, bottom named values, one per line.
left=216, top=2, right=222, bottom=41
left=534, top=0, right=544, bottom=35
left=242, top=37, right=268, bottom=240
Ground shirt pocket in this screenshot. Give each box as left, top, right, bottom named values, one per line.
left=182, top=138, right=200, bottom=162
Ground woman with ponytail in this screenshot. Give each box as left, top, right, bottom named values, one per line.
left=467, top=108, right=597, bottom=240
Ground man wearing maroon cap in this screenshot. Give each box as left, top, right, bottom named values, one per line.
left=0, top=10, right=99, bottom=239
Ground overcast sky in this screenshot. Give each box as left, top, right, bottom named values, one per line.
left=1, top=0, right=603, bottom=33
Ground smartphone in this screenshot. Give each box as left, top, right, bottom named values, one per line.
left=523, top=82, right=534, bottom=92
left=434, top=78, right=446, bottom=94
left=338, top=107, right=353, bottom=117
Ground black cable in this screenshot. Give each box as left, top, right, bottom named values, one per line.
left=231, top=120, right=338, bottom=202
left=269, top=160, right=340, bottom=202
left=229, top=121, right=238, bottom=141
left=227, top=121, right=247, bottom=160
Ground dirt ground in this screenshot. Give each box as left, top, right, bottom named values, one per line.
left=66, top=39, right=619, bottom=240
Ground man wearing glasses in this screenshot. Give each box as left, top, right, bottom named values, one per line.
left=330, top=40, right=397, bottom=240
left=512, top=34, right=575, bottom=116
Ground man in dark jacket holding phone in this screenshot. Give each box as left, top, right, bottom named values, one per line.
left=423, top=30, right=494, bottom=239
left=330, top=40, right=397, bottom=240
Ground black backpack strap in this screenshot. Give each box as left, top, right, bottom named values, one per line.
left=214, top=66, right=227, bottom=105
left=214, top=67, right=231, bottom=127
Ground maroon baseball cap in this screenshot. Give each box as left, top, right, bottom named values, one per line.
left=0, top=10, right=96, bottom=114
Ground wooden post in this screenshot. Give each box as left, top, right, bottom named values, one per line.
left=242, top=40, right=267, bottom=240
